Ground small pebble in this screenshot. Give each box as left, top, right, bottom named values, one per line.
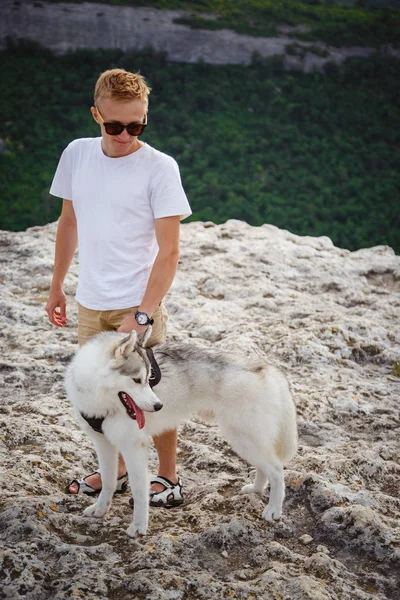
left=317, top=545, right=330, bottom=554
left=299, top=534, right=313, bottom=545
left=221, top=550, right=228, bottom=558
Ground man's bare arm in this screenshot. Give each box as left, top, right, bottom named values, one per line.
left=118, top=215, right=181, bottom=333
left=45, top=199, right=78, bottom=327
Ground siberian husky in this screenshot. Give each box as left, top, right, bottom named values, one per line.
left=65, top=329, right=297, bottom=537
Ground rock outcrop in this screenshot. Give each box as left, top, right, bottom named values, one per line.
left=0, top=219, right=399, bottom=599
left=2, top=0, right=399, bottom=72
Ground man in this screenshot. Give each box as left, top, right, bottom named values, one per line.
left=46, top=68, right=191, bottom=506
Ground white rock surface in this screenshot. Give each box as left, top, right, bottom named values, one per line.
left=0, top=219, right=399, bottom=599
left=2, top=0, right=399, bottom=71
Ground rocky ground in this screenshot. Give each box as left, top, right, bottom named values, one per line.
left=0, top=219, right=399, bottom=600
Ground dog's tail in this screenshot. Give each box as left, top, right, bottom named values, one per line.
left=274, top=377, right=298, bottom=464
left=276, top=417, right=298, bottom=464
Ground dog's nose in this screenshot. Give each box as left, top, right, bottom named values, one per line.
left=154, top=402, right=163, bottom=412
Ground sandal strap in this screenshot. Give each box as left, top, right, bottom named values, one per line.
left=72, top=477, right=98, bottom=494
left=150, top=475, right=181, bottom=489
left=78, top=470, right=101, bottom=491
left=67, top=471, right=128, bottom=494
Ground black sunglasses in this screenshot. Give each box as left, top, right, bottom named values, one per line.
left=96, top=106, right=147, bottom=136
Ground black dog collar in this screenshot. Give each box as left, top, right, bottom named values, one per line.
left=79, top=414, right=104, bottom=434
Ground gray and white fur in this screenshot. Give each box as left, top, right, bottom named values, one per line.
left=65, top=329, right=298, bottom=537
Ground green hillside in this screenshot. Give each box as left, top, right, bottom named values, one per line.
left=0, top=40, right=399, bottom=252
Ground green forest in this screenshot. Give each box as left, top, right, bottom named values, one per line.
left=0, top=39, right=399, bottom=252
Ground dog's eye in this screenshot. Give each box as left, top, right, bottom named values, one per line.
left=133, top=378, right=141, bottom=385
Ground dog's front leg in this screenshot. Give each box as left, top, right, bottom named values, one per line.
left=83, top=431, right=118, bottom=519
left=122, top=441, right=150, bottom=537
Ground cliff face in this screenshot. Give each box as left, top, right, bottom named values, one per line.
left=1, top=219, right=399, bottom=599
left=2, top=0, right=399, bottom=71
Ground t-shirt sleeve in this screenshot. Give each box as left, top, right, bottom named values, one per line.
left=49, top=144, right=73, bottom=200
left=150, top=157, right=192, bottom=221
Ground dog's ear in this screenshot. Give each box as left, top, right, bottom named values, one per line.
left=138, top=325, right=152, bottom=348
left=114, top=331, right=137, bottom=361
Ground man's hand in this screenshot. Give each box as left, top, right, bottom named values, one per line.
left=117, top=314, right=147, bottom=335
left=45, top=288, right=68, bottom=327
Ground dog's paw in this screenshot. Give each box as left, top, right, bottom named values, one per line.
left=262, top=504, right=282, bottom=522
left=240, top=484, right=260, bottom=495
left=126, top=522, right=147, bottom=538
left=83, top=503, right=107, bottom=518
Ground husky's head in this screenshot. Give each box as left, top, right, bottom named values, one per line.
left=107, top=329, right=163, bottom=428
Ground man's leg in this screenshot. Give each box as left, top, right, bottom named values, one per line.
left=68, top=304, right=122, bottom=494
left=152, top=429, right=179, bottom=491
left=76, top=302, right=179, bottom=495
left=108, top=303, right=179, bottom=493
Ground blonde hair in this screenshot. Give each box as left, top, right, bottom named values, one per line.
left=94, top=68, right=151, bottom=106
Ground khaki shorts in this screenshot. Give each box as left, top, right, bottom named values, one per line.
left=77, top=301, right=168, bottom=347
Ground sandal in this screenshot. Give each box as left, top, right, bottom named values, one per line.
left=129, top=476, right=184, bottom=508
left=65, top=470, right=129, bottom=496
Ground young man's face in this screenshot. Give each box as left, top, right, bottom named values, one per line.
left=91, top=97, right=147, bottom=158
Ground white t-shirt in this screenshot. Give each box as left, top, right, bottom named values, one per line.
left=50, top=138, right=192, bottom=310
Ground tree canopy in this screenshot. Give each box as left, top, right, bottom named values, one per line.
left=0, top=40, right=399, bottom=252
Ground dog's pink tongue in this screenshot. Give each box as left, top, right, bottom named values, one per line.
left=126, top=395, right=145, bottom=429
